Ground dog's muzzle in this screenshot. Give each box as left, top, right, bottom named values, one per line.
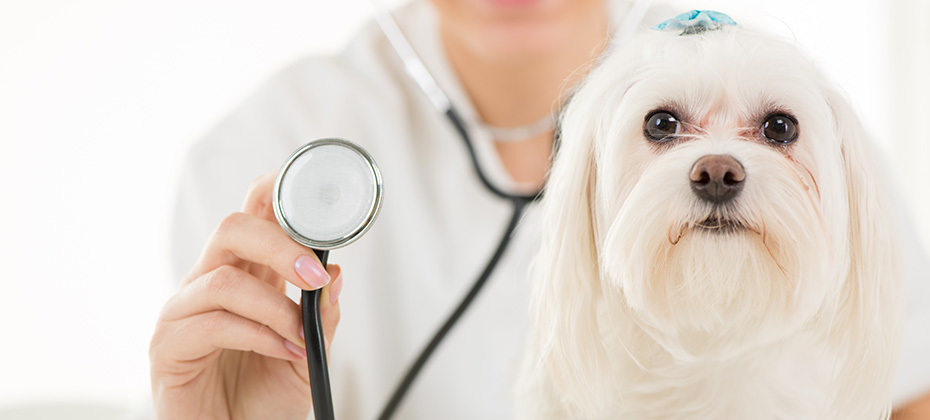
left=689, top=155, right=745, bottom=204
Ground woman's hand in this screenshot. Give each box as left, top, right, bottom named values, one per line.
left=150, top=171, right=343, bottom=420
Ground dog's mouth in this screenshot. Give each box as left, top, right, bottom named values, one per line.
left=695, top=215, right=746, bottom=233
left=668, top=213, right=754, bottom=244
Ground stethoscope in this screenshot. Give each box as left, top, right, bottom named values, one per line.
left=272, top=2, right=653, bottom=419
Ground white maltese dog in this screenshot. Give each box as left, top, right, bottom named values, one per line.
left=516, top=11, right=902, bottom=420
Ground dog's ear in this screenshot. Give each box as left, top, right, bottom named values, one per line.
left=823, top=87, right=902, bottom=419
left=521, top=71, right=619, bottom=415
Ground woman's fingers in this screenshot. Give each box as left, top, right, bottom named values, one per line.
left=242, top=171, right=278, bottom=222
left=154, top=310, right=306, bottom=364
left=319, top=265, right=343, bottom=352
left=194, top=212, right=330, bottom=291
left=153, top=264, right=346, bottom=367
left=162, top=265, right=305, bottom=348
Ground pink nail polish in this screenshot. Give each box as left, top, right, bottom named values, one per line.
left=284, top=340, right=307, bottom=359
left=294, top=255, right=330, bottom=289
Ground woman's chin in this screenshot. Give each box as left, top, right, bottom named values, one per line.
left=433, top=0, right=607, bottom=63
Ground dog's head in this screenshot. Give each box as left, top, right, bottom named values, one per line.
left=530, top=18, right=900, bottom=412
left=588, top=27, right=851, bottom=343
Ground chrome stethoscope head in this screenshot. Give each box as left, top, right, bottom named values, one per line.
left=273, top=138, right=383, bottom=250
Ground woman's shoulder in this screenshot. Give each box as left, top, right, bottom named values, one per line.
left=208, top=3, right=446, bottom=144
left=186, top=11, right=426, bottom=163
left=221, top=32, right=405, bottom=138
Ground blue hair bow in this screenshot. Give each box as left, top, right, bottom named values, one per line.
left=653, top=10, right=738, bottom=35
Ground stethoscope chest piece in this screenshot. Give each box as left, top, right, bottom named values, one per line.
left=273, top=138, right=383, bottom=250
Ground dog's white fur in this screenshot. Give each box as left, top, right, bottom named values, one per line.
left=516, top=25, right=902, bottom=420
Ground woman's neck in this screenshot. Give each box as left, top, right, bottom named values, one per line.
left=440, top=9, right=610, bottom=129
left=439, top=7, right=610, bottom=187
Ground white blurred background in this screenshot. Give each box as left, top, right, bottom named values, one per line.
left=0, top=0, right=927, bottom=417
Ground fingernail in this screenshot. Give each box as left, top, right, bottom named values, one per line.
left=324, top=336, right=330, bottom=352
left=295, top=255, right=330, bottom=289
left=299, top=327, right=305, bottom=341
left=285, top=339, right=307, bottom=359
left=329, top=269, right=343, bottom=305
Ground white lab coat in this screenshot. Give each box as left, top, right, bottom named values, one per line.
left=170, top=1, right=930, bottom=418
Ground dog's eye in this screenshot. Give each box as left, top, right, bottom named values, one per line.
left=762, top=114, right=798, bottom=144
left=644, top=111, right=680, bottom=142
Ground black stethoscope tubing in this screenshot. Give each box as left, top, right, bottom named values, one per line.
left=374, top=108, right=543, bottom=420
left=304, top=250, right=335, bottom=420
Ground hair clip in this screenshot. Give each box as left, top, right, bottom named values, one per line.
left=653, top=10, right=738, bottom=35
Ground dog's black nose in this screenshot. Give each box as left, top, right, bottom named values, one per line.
left=690, top=155, right=745, bottom=203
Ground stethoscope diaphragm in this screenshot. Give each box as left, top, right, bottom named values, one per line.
left=273, top=138, right=383, bottom=250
